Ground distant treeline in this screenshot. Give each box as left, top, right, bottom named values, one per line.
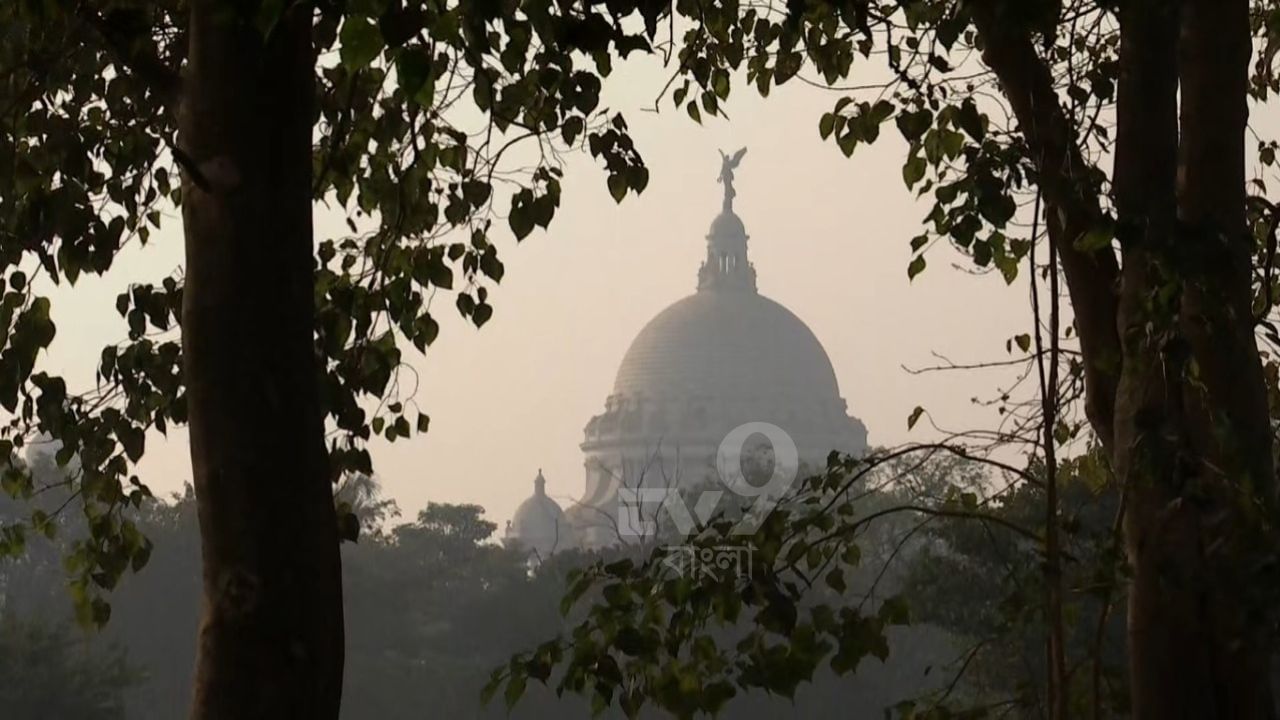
left=2, top=453, right=1123, bottom=718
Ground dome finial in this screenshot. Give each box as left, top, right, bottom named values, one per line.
left=534, top=469, right=546, bottom=495
left=717, top=147, right=748, bottom=212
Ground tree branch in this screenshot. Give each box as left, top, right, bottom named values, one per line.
left=970, top=2, right=1123, bottom=452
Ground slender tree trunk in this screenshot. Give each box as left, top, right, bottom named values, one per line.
left=1110, top=3, right=1199, bottom=717
left=1037, top=208, right=1068, bottom=720
left=179, top=3, right=344, bottom=718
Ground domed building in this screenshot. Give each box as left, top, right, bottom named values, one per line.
left=504, top=469, right=573, bottom=559
left=531, top=150, right=868, bottom=549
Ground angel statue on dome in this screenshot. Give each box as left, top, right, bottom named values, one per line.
left=717, top=147, right=748, bottom=212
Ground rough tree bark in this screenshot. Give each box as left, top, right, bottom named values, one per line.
left=1171, top=0, right=1276, bottom=715
left=975, top=0, right=1276, bottom=716
left=1108, top=2, right=1219, bottom=716
left=180, top=3, right=344, bottom=718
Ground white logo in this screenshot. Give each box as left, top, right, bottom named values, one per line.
left=617, top=422, right=799, bottom=539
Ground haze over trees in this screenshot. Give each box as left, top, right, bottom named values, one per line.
left=3, top=0, right=1280, bottom=718
left=1, top=469, right=960, bottom=719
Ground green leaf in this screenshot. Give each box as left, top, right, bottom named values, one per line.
left=340, top=18, right=384, bottom=71
left=427, top=260, right=453, bottom=290
left=825, top=567, right=846, bottom=593
left=712, top=70, right=730, bottom=100
left=819, top=113, right=837, bottom=140
left=628, top=166, right=650, bottom=194
left=1076, top=224, right=1114, bottom=252
left=561, top=116, right=585, bottom=146
left=1014, top=333, right=1032, bottom=353
left=955, top=99, right=986, bottom=141
left=504, top=672, right=527, bottom=710
left=1054, top=420, right=1072, bottom=445
left=686, top=100, right=702, bottom=124
left=462, top=181, right=491, bottom=207
left=606, top=173, right=627, bottom=203
left=413, top=313, right=440, bottom=349
left=119, top=426, right=145, bottom=462
left=775, top=51, right=802, bottom=84
left=396, top=47, right=436, bottom=106
left=509, top=206, right=535, bottom=240
left=907, top=254, right=927, bottom=280
left=480, top=671, right=504, bottom=705
left=902, top=155, right=926, bottom=188
left=837, top=131, right=858, bottom=158
left=868, top=99, right=895, bottom=124
left=841, top=544, right=861, bottom=566
left=907, top=406, right=924, bottom=430
left=701, top=88, right=721, bottom=115
left=895, top=108, right=933, bottom=142
left=941, top=129, right=965, bottom=159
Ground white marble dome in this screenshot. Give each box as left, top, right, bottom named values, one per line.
left=568, top=179, right=867, bottom=547
left=612, top=289, right=842, bottom=402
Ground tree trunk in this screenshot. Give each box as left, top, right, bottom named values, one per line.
left=1113, top=0, right=1275, bottom=717
left=1173, top=0, right=1276, bottom=714
left=179, top=3, right=344, bottom=718
left=969, top=2, right=1123, bottom=454
left=975, top=0, right=1277, bottom=715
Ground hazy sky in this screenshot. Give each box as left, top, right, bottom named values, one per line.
left=41, top=57, right=1033, bottom=528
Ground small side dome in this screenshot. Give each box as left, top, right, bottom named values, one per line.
left=505, top=470, right=572, bottom=558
